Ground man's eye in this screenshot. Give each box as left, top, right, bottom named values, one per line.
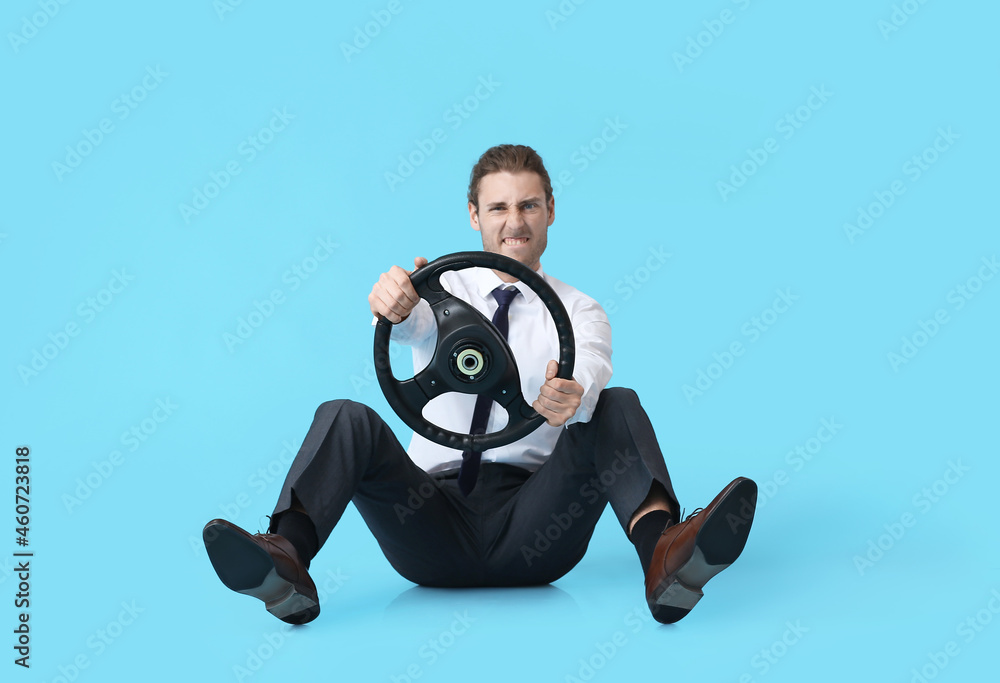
left=523, top=203, right=537, bottom=210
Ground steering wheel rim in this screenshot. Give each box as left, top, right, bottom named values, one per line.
left=373, top=251, right=575, bottom=452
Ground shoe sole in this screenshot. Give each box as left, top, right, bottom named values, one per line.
left=203, top=521, right=319, bottom=625
left=650, top=478, right=757, bottom=623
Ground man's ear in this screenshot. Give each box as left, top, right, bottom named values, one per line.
left=469, top=201, right=481, bottom=232
left=546, top=195, right=555, bottom=227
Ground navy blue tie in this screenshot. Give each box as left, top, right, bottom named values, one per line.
left=458, top=286, right=518, bottom=495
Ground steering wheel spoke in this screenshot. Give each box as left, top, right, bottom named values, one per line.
left=483, top=374, right=523, bottom=410
left=513, top=394, right=539, bottom=421
left=408, top=364, right=449, bottom=403
left=427, top=293, right=493, bottom=345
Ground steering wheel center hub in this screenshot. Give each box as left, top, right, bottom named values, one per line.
left=452, top=343, right=489, bottom=382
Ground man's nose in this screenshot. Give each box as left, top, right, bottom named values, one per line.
left=505, top=206, right=526, bottom=228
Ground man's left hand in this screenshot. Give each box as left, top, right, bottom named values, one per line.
left=532, top=360, right=583, bottom=427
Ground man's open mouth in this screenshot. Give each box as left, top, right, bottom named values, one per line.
left=503, top=237, right=529, bottom=245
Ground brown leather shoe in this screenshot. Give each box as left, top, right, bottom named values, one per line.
left=203, top=519, right=320, bottom=624
left=644, top=477, right=757, bottom=624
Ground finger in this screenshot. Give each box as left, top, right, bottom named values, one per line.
left=384, top=268, right=421, bottom=307
left=368, top=291, right=390, bottom=319
left=532, top=398, right=564, bottom=427
left=374, top=279, right=411, bottom=313
left=538, top=392, right=581, bottom=420
left=545, top=359, right=557, bottom=380
left=386, top=265, right=416, bottom=291
left=394, top=259, right=427, bottom=307
left=536, top=391, right=573, bottom=414
left=531, top=398, right=558, bottom=424
left=373, top=289, right=410, bottom=323
left=374, top=306, right=403, bottom=324
left=538, top=385, right=571, bottom=404
left=533, top=392, right=558, bottom=412
left=543, top=378, right=583, bottom=396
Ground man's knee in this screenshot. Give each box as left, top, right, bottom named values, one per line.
left=596, top=387, right=640, bottom=414
left=315, top=399, right=374, bottom=422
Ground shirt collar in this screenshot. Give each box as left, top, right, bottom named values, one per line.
left=470, top=264, right=543, bottom=304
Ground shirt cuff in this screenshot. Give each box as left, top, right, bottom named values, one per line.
left=370, top=299, right=435, bottom=345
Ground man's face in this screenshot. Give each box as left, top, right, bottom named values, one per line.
left=469, top=170, right=554, bottom=281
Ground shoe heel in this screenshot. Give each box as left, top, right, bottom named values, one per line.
left=267, top=590, right=319, bottom=623
left=649, top=577, right=703, bottom=624
left=245, top=567, right=318, bottom=624
left=655, top=578, right=703, bottom=610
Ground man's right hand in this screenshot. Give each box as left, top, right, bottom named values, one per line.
left=368, top=257, right=428, bottom=323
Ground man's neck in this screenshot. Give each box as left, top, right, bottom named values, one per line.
left=492, top=262, right=541, bottom=283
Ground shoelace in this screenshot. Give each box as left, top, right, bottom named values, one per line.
left=681, top=507, right=704, bottom=522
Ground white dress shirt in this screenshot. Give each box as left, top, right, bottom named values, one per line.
left=373, top=265, right=613, bottom=474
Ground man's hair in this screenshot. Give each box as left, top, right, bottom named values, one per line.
left=467, top=144, right=553, bottom=209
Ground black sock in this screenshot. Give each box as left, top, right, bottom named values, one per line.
left=274, top=510, right=319, bottom=569
left=629, top=510, right=673, bottom=572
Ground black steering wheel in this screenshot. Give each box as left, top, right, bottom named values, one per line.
left=373, top=251, right=575, bottom=452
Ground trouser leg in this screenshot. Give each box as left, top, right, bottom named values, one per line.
left=268, top=389, right=678, bottom=587
left=269, top=399, right=478, bottom=585
left=482, top=387, right=680, bottom=583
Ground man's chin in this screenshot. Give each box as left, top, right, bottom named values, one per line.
left=478, top=247, right=540, bottom=279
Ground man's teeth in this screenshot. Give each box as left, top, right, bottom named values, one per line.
left=505, top=237, right=528, bottom=244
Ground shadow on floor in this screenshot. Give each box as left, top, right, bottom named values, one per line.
left=383, top=583, right=582, bottom=622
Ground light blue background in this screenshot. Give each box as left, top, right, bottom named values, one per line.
left=3, top=1, right=998, bottom=681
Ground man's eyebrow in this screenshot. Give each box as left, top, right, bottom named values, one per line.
left=486, top=197, right=543, bottom=208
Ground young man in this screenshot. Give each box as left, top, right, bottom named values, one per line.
left=203, top=144, right=757, bottom=626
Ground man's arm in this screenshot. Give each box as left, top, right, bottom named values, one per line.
left=368, top=257, right=439, bottom=345
left=533, top=302, right=612, bottom=428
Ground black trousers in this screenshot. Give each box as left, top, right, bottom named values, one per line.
left=268, top=387, right=680, bottom=587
